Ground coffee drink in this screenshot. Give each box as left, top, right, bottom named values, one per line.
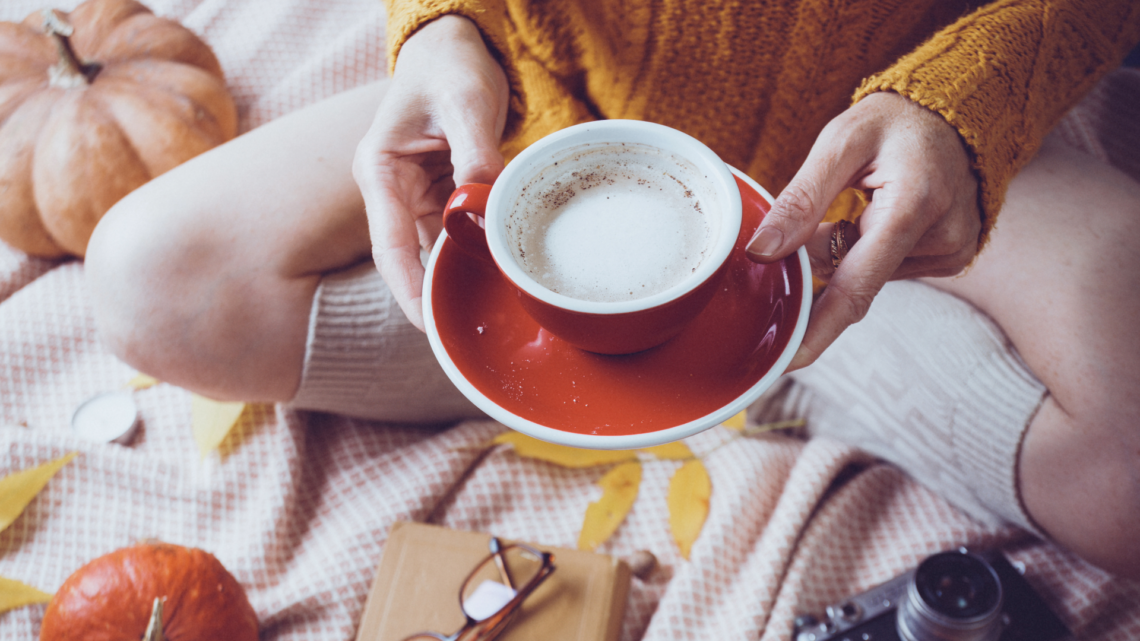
left=506, top=142, right=722, bottom=303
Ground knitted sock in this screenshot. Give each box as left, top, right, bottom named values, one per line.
left=288, top=262, right=483, bottom=424
left=774, top=280, right=1047, bottom=535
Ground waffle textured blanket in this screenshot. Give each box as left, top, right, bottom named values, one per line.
left=2, top=1, right=1139, bottom=639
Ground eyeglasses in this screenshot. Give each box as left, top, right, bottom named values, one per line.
left=402, top=537, right=557, bottom=641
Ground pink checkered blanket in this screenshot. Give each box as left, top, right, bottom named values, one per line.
left=2, top=1, right=1138, bottom=639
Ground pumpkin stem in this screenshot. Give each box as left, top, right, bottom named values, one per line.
left=41, top=9, right=102, bottom=88
left=142, top=597, right=165, bottom=641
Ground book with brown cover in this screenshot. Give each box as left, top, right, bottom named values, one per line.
left=355, top=521, right=631, bottom=641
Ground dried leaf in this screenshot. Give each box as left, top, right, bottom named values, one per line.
left=667, top=459, right=711, bottom=559
left=0, top=576, right=51, bottom=613
left=578, top=461, right=641, bottom=551
left=0, top=452, right=77, bottom=533
left=639, top=441, right=693, bottom=460
left=722, top=410, right=747, bottom=431
left=191, top=395, right=246, bottom=458
left=493, top=432, right=637, bottom=468
left=125, top=373, right=160, bottom=390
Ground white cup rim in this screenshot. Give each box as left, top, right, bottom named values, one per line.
left=482, top=120, right=742, bottom=315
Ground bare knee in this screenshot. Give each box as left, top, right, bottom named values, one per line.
left=86, top=183, right=314, bottom=402
left=86, top=187, right=200, bottom=383
left=1020, top=399, right=1140, bottom=579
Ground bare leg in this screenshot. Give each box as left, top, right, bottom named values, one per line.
left=926, top=133, right=1140, bottom=578
left=86, top=81, right=386, bottom=402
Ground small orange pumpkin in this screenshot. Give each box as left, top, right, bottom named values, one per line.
left=39, top=542, right=259, bottom=641
left=0, top=0, right=237, bottom=257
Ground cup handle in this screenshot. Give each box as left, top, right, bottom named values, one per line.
left=443, top=184, right=493, bottom=261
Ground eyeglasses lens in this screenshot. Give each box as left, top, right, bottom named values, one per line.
left=461, top=546, right=545, bottom=622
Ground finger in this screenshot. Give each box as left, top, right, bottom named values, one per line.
left=437, top=85, right=508, bottom=187
left=444, top=117, right=506, bottom=187
left=417, top=213, right=444, bottom=251
left=789, top=209, right=919, bottom=370
left=855, top=173, right=980, bottom=261
left=900, top=199, right=981, bottom=259
left=787, top=234, right=889, bottom=371
left=374, top=239, right=428, bottom=330
left=362, top=164, right=431, bottom=329
left=747, top=121, right=873, bottom=263
left=889, top=246, right=977, bottom=280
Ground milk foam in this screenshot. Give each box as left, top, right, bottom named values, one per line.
left=507, top=143, right=719, bottom=302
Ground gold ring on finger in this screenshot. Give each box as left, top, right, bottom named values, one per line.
left=830, top=219, right=855, bottom=270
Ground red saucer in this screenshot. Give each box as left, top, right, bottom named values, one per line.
left=425, top=169, right=808, bottom=446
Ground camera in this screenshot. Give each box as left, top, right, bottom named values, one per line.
left=792, top=548, right=1074, bottom=641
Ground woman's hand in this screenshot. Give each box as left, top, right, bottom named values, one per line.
left=747, top=92, right=982, bottom=370
left=353, top=15, right=510, bottom=330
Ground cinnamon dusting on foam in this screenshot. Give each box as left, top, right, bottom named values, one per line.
left=507, top=142, right=720, bottom=302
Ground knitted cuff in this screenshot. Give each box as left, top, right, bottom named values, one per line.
left=288, top=262, right=482, bottom=424
left=949, top=344, right=1046, bottom=536
left=787, top=281, right=1047, bottom=536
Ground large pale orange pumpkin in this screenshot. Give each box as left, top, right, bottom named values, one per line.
left=39, top=542, right=259, bottom=641
left=0, top=0, right=237, bottom=257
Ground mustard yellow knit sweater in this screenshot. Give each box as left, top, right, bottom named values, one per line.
left=385, top=0, right=1140, bottom=243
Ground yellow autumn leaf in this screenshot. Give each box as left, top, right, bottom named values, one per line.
left=125, top=373, right=160, bottom=390
left=191, top=395, right=246, bottom=458
left=0, top=576, right=52, bottom=613
left=0, top=452, right=77, bottom=533
left=722, top=410, right=747, bottom=431
left=493, top=431, right=638, bottom=468
left=578, top=461, right=641, bottom=551
left=639, top=441, right=693, bottom=460
left=667, top=459, right=711, bottom=559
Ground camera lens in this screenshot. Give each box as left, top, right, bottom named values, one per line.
left=916, top=552, right=1001, bottom=618
left=898, top=551, right=1003, bottom=641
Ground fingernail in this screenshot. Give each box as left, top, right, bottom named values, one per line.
left=746, top=226, right=784, bottom=260
left=787, top=346, right=812, bottom=372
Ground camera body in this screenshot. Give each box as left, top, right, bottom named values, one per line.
left=793, top=549, right=1074, bottom=641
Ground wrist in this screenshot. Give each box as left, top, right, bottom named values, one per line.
left=414, top=14, right=479, bottom=41
left=401, top=14, right=483, bottom=61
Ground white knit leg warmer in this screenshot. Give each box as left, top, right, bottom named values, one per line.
left=288, top=262, right=483, bottom=424
left=777, top=280, right=1048, bottom=535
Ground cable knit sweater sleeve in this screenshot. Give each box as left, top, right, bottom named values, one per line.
left=855, top=0, right=1140, bottom=247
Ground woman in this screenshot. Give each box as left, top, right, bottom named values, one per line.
left=85, top=0, right=1140, bottom=576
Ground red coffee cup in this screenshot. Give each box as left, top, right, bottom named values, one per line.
left=442, top=120, right=742, bottom=355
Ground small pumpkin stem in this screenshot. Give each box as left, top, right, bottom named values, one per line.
left=41, top=9, right=101, bottom=87
left=142, top=597, right=165, bottom=641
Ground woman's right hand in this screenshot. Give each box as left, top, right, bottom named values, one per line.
left=353, top=15, right=510, bottom=330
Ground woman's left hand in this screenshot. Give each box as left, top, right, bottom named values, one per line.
left=746, top=91, right=982, bottom=371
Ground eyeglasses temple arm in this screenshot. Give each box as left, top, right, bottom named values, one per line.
left=488, top=537, right=516, bottom=590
